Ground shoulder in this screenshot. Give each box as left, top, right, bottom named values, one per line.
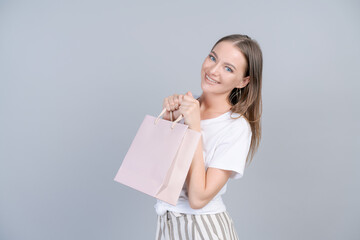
left=221, top=113, right=252, bottom=141
left=229, top=112, right=251, bottom=132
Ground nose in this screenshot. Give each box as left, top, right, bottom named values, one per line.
left=209, top=62, right=221, bottom=76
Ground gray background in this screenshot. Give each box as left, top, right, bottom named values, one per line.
left=0, top=0, right=359, bottom=239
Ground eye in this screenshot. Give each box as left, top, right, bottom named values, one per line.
left=209, top=54, right=233, bottom=73
left=209, top=54, right=215, bottom=61
left=225, top=66, right=233, bottom=73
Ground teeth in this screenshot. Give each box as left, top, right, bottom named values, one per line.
left=206, top=74, right=219, bottom=83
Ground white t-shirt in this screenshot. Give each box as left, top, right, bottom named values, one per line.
left=154, top=94, right=252, bottom=215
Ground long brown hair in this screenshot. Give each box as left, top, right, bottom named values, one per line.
left=211, top=34, right=263, bottom=166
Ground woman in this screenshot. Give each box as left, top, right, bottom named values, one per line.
left=155, top=34, right=263, bottom=240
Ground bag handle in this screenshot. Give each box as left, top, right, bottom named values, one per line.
left=154, top=108, right=183, bottom=129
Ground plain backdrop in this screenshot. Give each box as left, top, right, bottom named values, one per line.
left=0, top=0, right=359, bottom=239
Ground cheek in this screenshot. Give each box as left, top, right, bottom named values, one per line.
left=221, top=75, right=235, bottom=85
left=201, top=60, right=207, bottom=67
left=230, top=76, right=241, bottom=86
left=202, top=60, right=211, bottom=70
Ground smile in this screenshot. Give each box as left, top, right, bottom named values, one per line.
left=205, top=74, right=220, bottom=84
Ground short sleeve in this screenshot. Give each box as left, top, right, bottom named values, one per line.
left=207, top=121, right=252, bottom=180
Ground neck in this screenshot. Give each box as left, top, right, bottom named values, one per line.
left=198, top=92, right=232, bottom=113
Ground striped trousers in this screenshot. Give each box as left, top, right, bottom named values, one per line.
left=155, top=210, right=239, bottom=240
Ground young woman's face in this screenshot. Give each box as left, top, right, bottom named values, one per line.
left=200, top=41, right=249, bottom=94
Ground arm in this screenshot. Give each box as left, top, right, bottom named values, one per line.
left=186, top=128, right=232, bottom=209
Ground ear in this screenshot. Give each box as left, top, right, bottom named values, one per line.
left=236, top=76, right=250, bottom=88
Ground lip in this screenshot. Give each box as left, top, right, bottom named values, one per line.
left=205, top=73, right=220, bottom=84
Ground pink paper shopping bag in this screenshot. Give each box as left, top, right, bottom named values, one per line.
left=114, top=108, right=201, bottom=206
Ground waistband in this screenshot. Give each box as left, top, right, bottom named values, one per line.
left=155, top=197, right=226, bottom=216
left=161, top=210, right=184, bottom=219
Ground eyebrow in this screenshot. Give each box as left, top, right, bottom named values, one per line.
left=211, top=51, right=237, bottom=70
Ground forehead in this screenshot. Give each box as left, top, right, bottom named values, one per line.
left=212, top=41, right=247, bottom=70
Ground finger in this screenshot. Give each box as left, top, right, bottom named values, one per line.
left=163, top=98, right=169, bottom=111
left=170, top=95, right=180, bottom=111
left=179, top=102, right=193, bottom=107
left=167, top=96, right=174, bottom=111
left=178, top=95, right=184, bottom=104
left=173, top=95, right=180, bottom=108
left=180, top=96, right=195, bottom=105
left=183, top=95, right=195, bottom=102
left=168, top=96, right=176, bottom=111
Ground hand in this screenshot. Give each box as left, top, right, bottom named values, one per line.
left=162, top=93, right=185, bottom=121
left=178, top=91, right=201, bottom=131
